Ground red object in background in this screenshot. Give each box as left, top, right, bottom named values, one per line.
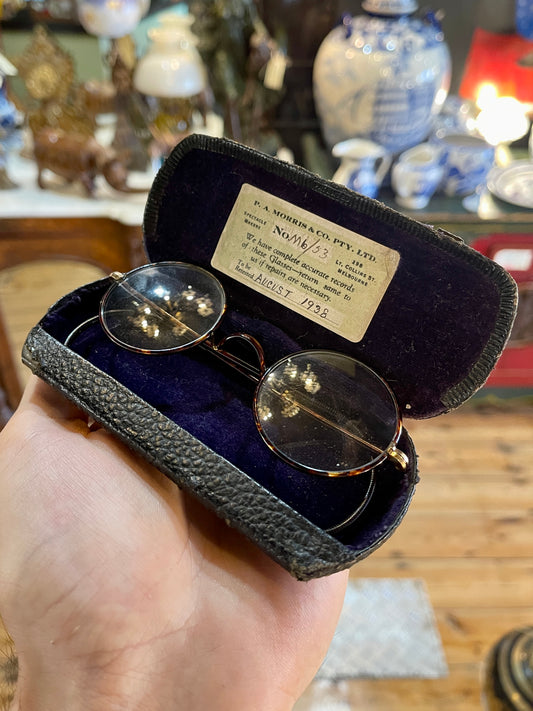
left=459, top=28, right=533, bottom=103
left=471, top=234, right=533, bottom=388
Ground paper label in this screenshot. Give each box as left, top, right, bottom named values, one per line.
left=263, top=50, right=287, bottom=91
left=211, top=184, right=400, bottom=343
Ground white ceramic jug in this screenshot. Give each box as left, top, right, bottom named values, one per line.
left=332, top=138, right=392, bottom=198
left=391, top=142, right=443, bottom=209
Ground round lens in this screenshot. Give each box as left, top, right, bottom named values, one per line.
left=253, top=350, right=401, bottom=477
left=100, top=262, right=226, bottom=353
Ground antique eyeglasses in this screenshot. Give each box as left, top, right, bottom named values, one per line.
left=66, top=261, right=408, bottom=479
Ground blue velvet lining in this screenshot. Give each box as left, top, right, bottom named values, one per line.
left=40, top=280, right=414, bottom=540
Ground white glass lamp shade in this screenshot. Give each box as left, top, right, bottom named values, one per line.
left=133, top=14, right=205, bottom=99
left=361, top=0, right=418, bottom=15
left=77, top=0, right=147, bottom=38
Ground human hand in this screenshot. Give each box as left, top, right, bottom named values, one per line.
left=0, top=377, right=348, bottom=711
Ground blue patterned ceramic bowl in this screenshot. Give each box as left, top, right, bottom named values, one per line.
left=433, top=133, right=495, bottom=197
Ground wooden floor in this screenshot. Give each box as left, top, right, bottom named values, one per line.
left=0, top=263, right=532, bottom=710
left=300, top=403, right=533, bottom=710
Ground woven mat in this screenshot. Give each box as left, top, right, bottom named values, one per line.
left=316, top=578, right=448, bottom=681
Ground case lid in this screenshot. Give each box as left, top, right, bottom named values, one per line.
left=143, top=134, right=517, bottom=420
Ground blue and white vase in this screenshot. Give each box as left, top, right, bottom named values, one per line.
left=0, top=80, right=22, bottom=189
left=313, top=0, right=451, bottom=154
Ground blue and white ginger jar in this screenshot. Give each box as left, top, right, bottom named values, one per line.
left=313, top=0, right=451, bottom=153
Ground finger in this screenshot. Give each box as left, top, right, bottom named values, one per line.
left=16, top=376, right=103, bottom=439
left=16, top=378, right=181, bottom=503
left=19, top=376, right=89, bottom=424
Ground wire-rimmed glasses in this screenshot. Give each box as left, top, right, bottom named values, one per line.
left=66, top=261, right=409, bottom=479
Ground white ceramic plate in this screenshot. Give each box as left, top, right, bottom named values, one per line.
left=487, top=160, right=533, bottom=209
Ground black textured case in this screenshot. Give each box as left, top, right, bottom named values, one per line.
left=22, top=135, right=517, bottom=580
